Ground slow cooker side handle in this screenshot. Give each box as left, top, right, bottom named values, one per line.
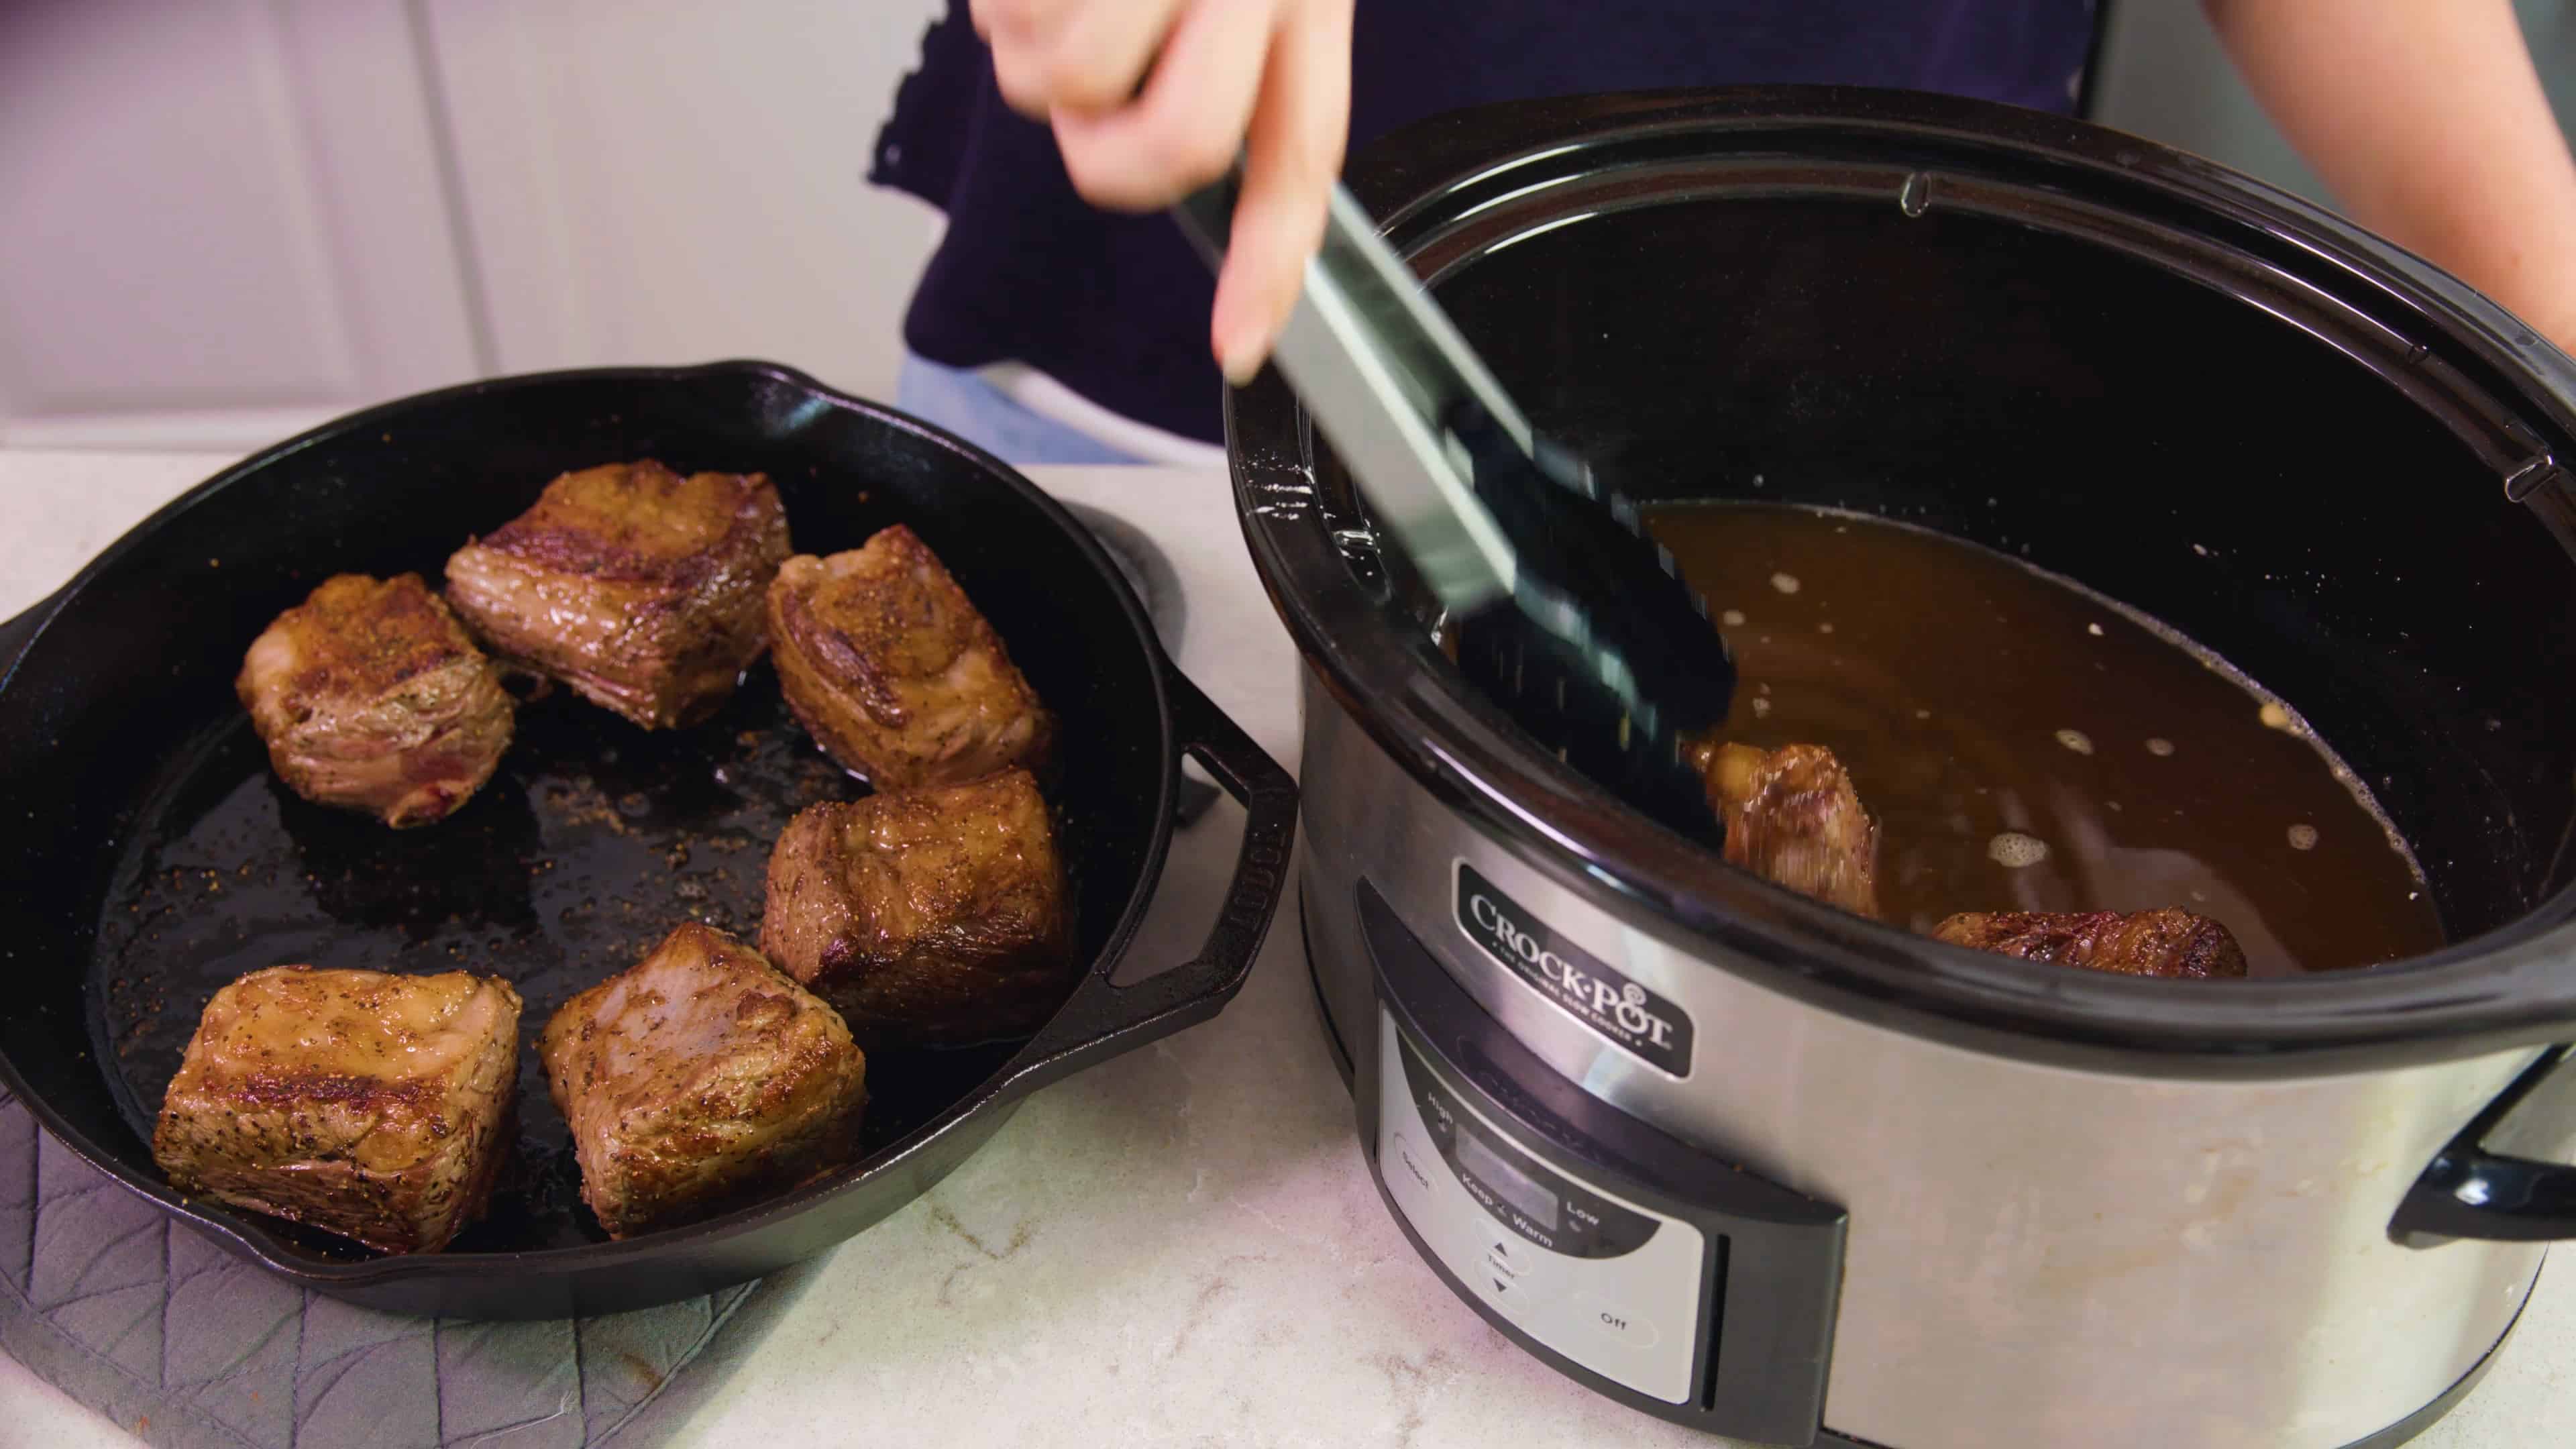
left=2391, top=1046, right=2576, bottom=1246
left=1000, top=663, right=1299, bottom=1096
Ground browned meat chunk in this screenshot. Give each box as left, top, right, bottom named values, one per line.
left=237, top=573, right=515, bottom=828
left=443, top=460, right=791, bottom=729
left=765, top=525, right=1054, bottom=790
left=540, top=922, right=867, bottom=1238
left=152, top=965, right=521, bottom=1254
left=760, top=767, right=1075, bottom=1044
left=1931, top=910, right=2249, bottom=979
left=1690, top=739, right=1881, bottom=917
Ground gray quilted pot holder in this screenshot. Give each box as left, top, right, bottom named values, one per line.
left=0, top=1090, right=824, bottom=1448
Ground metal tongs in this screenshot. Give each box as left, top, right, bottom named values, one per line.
left=1175, top=177, right=1737, bottom=840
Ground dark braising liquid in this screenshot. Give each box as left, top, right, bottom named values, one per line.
left=1644, top=502, right=2445, bottom=975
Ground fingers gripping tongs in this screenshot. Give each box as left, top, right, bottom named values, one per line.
left=1174, top=178, right=1737, bottom=840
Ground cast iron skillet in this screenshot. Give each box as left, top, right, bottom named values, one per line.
left=0, top=361, right=1297, bottom=1319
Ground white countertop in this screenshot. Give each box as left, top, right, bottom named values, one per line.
left=1, top=451, right=2567, bottom=1449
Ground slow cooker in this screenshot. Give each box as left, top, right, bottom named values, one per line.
left=1226, top=88, right=2576, bottom=1448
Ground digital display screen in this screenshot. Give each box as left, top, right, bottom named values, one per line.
left=1456, top=1127, right=1559, bottom=1232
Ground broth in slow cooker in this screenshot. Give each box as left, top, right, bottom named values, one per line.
left=1644, top=502, right=2443, bottom=975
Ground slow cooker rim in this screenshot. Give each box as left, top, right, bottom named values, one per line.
left=1229, top=85, right=2576, bottom=1077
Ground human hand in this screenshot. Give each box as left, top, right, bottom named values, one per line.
left=971, top=0, right=1355, bottom=383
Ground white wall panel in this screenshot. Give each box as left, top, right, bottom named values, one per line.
left=419, top=0, right=947, bottom=405
left=0, top=0, right=480, bottom=450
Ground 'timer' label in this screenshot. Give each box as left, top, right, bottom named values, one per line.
left=1454, top=863, right=1694, bottom=1077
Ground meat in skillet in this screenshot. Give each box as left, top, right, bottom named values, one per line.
left=443, top=460, right=792, bottom=729
left=237, top=572, right=515, bottom=828
left=765, top=525, right=1055, bottom=790
left=760, top=767, right=1075, bottom=1044
left=540, top=922, right=867, bottom=1238
left=1690, top=739, right=1882, bottom=918
left=1931, top=909, right=2249, bottom=979
left=152, top=965, right=522, bottom=1254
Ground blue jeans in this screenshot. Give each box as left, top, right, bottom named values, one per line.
left=894, top=354, right=1142, bottom=466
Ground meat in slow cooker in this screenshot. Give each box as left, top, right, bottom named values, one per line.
left=1691, top=739, right=1882, bottom=918
left=443, top=460, right=791, bottom=729
left=1688, top=731, right=2255, bottom=981
left=237, top=572, right=515, bottom=828
left=1931, top=909, right=2249, bottom=979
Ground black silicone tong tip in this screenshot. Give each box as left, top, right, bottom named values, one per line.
left=1442, top=403, right=1737, bottom=843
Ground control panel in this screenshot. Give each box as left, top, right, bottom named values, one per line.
left=1378, top=1011, right=1707, bottom=1402
left=1352, top=879, right=1846, bottom=1444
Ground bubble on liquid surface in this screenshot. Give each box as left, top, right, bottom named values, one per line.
left=1721, top=608, right=1747, bottom=627
left=1989, top=832, right=2051, bottom=868
left=2146, top=738, right=2176, bottom=757
left=2288, top=824, right=2320, bottom=851
left=1770, top=572, right=1801, bottom=595
left=2055, top=729, right=2094, bottom=755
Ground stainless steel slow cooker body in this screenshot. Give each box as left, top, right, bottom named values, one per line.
left=1229, top=89, right=2576, bottom=1449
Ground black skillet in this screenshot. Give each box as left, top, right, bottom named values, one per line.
left=0, top=360, right=1297, bottom=1319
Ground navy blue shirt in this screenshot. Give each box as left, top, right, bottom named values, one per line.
left=873, top=2, right=2098, bottom=444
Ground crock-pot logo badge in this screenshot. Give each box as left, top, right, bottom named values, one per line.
left=1457, top=865, right=1695, bottom=1076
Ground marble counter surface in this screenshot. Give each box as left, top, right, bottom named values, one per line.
left=1, top=451, right=2567, bottom=1448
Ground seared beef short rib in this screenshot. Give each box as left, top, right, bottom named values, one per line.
left=444, top=460, right=791, bottom=729
left=1931, top=909, right=2250, bottom=979
left=237, top=572, right=515, bottom=828
left=765, top=525, right=1055, bottom=790
left=540, top=922, right=867, bottom=1238
left=760, top=767, right=1075, bottom=1045
left=1691, top=739, right=1882, bottom=918
left=152, top=965, right=522, bottom=1254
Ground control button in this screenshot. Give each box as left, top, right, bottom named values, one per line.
left=1478, top=1236, right=1560, bottom=1305
left=1572, top=1295, right=1660, bottom=1350
left=1475, top=1266, right=1540, bottom=1317
left=1389, top=1131, right=1433, bottom=1191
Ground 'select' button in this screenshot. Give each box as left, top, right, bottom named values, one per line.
left=1390, top=1130, right=1433, bottom=1191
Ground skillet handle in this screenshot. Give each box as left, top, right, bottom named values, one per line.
left=2391, top=1046, right=2576, bottom=1245
left=1002, top=660, right=1298, bottom=1096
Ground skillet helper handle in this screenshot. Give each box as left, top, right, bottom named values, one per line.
left=1005, top=661, right=1298, bottom=1096
left=2392, top=1046, right=2576, bottom=1244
